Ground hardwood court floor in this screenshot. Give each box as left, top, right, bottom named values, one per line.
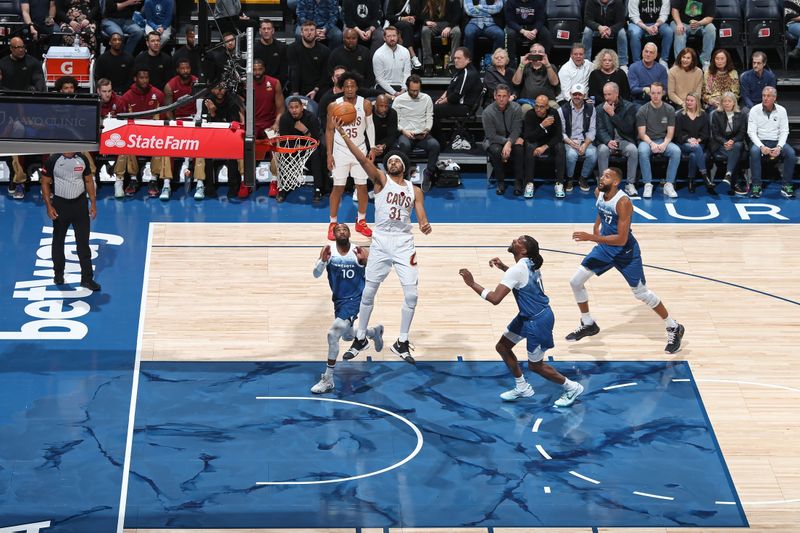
left=129, top=223, right=800, bottom=533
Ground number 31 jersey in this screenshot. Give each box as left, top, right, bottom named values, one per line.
left=374, top=177, right=415, bottom=235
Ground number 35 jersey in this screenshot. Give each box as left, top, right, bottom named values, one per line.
left=374, top=177, right=415, bottom=235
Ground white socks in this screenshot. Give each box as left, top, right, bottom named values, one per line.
left=581, top=312, right=594, bottom=325
left=664, top=316, right=678, bottom=329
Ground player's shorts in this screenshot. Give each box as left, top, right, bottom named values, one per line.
left=333, top=297, right=361, bottom=322
left=503, top=307, right=555, bottom=362
left=366, top=232, right=417, bottom=285
left=581, top=240, right=646, bottom=288
left=332, top=149, right=368, bottom=186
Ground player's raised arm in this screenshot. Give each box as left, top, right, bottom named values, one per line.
left=333, top=118, right=385, bottom=186
left=325, top=105, right=336, bottom=171
left=413, top=186, right=432, bottom=234
left=459, top=268, right=511, bottom=305
left=314, top=245, right=332, bottom=277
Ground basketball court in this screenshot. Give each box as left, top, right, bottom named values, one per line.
left=1, top=180, right=799, bottom=532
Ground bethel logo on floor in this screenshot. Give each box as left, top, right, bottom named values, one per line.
left=0, top=227, right=123, bottom=340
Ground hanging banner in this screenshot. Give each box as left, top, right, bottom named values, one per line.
left=100, top=118, right=245, bottom=159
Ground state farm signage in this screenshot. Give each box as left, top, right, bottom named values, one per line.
left=100, top=119, right=244, bottom=159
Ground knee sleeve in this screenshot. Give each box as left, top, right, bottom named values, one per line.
left=327, top=318, right=352, bottom=343
left=569, top=266, right=593, bottom=303
left=402, top=284, right=418, bottom=310
left=632, top=282, right=661, bottom=308
left=361, top=281, right=379, bottom=307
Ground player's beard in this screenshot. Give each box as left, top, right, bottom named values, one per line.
left=335, top=237, right=350, bottom=248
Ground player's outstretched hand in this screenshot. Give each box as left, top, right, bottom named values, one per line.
left=320, top=244, right=332, bottom=261
left=458, top=268, right=474, bottom=286
left=572, top=231, right=593, bottom=242
left=419, top=222, right=432, bottom=234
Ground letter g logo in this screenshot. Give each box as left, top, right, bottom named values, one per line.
left=60, top=61, right=74, bottom=74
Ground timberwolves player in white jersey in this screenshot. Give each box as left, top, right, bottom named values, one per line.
left=333, top=119, right=432, bottom=363
left=311, top=223, right=384, bottom=394
left=460, top=236, right=584, bottom=406
left=568, top=167, right=685, bottom=353
left=326, top=72, right=375, bottom=241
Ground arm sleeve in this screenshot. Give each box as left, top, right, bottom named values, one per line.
left=699, top=113, right=709, bottom=143
left=482, top=109, right=505, bottom=145
left=747, top=110, right=761, bottom=147
left=424, top=95, right=434, bottom=131
left=373, top=52, right=396, bottom=94
left=596, top=111, right=611, bottom=144
left=586, top=108, right=596, bottom=142
left=78, top=154, right=92, bottom=176
left=627, top=0, right=641, bottom=25
left=342, top=0, right=356, bottom=27
left=778, top=109, right=789, bottom=147
left=313, top=259, right=328, bottom=278
left=43, top=154, right=58, bottom=177
left=584, top=1, right=600, bottom=31
left=365, top=113, right=375, bottom=147
left=740, top=74, right=754, bottom=109
left=628, top=65, right=643, bottom=97
left=657, top=0, right=670, bottom=23
left=509, top=106, right=523, bottom=142
left=609, top=1, right=626, bottom=33
left=31, top=59, right=45, bottom=92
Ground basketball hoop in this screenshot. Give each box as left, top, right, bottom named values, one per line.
left=260, top=135, right=319, bottom=191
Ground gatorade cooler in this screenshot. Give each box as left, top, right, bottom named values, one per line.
left=43, top=46, right=93, bottom=90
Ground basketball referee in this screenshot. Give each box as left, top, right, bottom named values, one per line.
left=41, top=152, right=101, bottom=292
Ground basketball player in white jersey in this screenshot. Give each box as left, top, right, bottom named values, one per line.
left=326, top=71, right=375, bottom=241
left=333, top=118, right=432, bottom=363
left=568, top=167, right=685, bottom=353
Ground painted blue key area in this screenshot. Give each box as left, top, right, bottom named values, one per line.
left=0, top=172, right=787, bottom=530
left=124, top=360, right=745, bottom=529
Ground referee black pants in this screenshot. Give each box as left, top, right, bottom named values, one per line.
left=52, top=195, right=94, bottom=282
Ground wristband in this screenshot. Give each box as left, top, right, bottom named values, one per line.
left=480, top=288, right=490, bottom=300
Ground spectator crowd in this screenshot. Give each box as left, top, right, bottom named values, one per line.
left=1, top=0, right=798, bottom=202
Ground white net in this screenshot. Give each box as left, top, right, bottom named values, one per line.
left=268, top=136, right=319, bottom=191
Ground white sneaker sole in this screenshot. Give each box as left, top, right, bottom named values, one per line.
left=554, top=383, right=584, bottom=407
left=390, top=344, right=415, bottom=364
left=500, top=386, right=534, bottom=401
left=311, top=383, right=334, bottom=394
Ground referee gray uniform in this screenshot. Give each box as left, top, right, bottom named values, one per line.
left=42, top=153, right=99, bottom=290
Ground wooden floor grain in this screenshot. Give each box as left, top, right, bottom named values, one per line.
left=128, top=223, right=800, bottom=532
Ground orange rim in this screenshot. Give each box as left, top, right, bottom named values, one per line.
left=262, top=135, right=319, bottom=154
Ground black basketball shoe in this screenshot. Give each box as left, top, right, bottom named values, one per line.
left=565, top=321, right=600, bottom=342
left=391, top=339, right=416, bottom=364
left=343, top=337, right=369, bottom=360
left=665, top=324, right=685, bottom=354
